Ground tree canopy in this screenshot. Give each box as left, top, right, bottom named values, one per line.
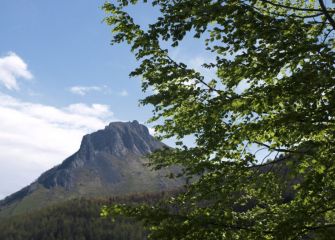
left=102, top=0, right=335, bottom=239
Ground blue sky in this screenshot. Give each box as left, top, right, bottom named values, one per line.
left=0, top=0, right=148, bottom=199
left=0, top=0, right=215, bottom=199
left=0, top=0, right=146, bottom=117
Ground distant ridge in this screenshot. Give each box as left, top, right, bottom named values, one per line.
left=0, top=121, right=182, bottom=217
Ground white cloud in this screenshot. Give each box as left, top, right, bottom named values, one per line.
left=119, top=89, right=129, bottom=96
left=69, top=86, right=129, bottom=98
left=65, top=103, right=112, bottom=117
left=0, top=93, right=117, bottom=199
left=69, top=85, right=129, bottom=97
left=69, top=85, right=102, bottom=96
left=0, top=52, right=33, bottom=90
left=148, top=127, right=156, bottom=136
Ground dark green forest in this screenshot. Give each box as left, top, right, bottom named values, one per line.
left=0, top=192, right=174, bottom=240
left=0, top=199, right=143, bottom=240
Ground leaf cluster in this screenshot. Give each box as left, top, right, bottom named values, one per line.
left=103, top=1, right=335, bottom=239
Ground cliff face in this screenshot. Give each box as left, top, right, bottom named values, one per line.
left=37, top=120, right=166, bottom=190
left=0, top=121, right=182, bottom=217
left=78, top=120, right=164, bottom=159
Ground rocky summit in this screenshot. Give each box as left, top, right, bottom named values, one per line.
left=0, top=121, right=182, bottom=217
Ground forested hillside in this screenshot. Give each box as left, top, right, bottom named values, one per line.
left=0, top=192, right=174, bottom=240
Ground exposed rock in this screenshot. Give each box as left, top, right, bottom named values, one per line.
left=0, top=121, right=182, bottom=217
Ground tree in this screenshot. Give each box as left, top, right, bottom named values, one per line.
left=102, top=0, right=335, bottom=239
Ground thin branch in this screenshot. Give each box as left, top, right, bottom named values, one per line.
left=293, top=12, right=324, bottom=19
left=260, top=151, right=274, bottom=165
left=254, top=155, right=290, bottom=167
left=254, top=150, right=276, bottom=175
left=258, top=0, right=335, bottom=13
left=240, top=141, right=249, bottom=158
left=319, top=0, right=335, bottom=30
left=254, top=141, right=302, bottom=154
left=247, top=2, right=324, bottom=19
left=322, top=28, right=334, bottom=44
left=165, top=54, right=223, bottom=94
left=305, top=223, right=335, bottom=231
left=254, top=147, right=268, bottom=155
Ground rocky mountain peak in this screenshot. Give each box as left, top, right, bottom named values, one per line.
left=78, top=121, right=163, bottom=159
left=34, top=121, right=166, bottom=189
left=0, top=121, right=182, bottom=217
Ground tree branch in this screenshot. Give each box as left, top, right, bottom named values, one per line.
left=322, top=28, right=334, bottom=44
left=247, top=2, right=324, bottom=19
left=258, top=0, right=335, bottom=13
left=166, top=55, right=223, bottom=94
left=254, top=141, right=302, bottom=154
left=254, top=155, right=290, bottom=167
left=305, top=223, right=335, bottom=231
left=319, top=0, right=335, bottom=30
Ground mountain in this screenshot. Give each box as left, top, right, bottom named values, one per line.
left=0, top=121, right=182, bottom=217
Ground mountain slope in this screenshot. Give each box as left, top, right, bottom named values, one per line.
left=0, top=191, right=182, bottom=240
left=0, top=121, right=182, bottom=217
left=0, top=198, right=146, bottom=240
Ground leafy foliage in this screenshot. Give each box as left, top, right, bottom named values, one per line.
left=102, top=0, right=335, bottom=239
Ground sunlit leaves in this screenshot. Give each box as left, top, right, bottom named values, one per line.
left=103, top=0, right=335, bottom=239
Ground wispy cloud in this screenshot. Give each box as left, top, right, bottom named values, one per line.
left=69, top=85, right=129, bottom=97
left=0, top=93, right=117, bottom=199
left=69, top=85, right=103, bottom=96
left=0, top=52, right=33, bottom=90
left=119, top=89, right=129, bottom=97
left=170, top=49, right=217, bottom=86
left=187, top=56, right=216, bottom=81
left=65, top=103, right=112, bottom=117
